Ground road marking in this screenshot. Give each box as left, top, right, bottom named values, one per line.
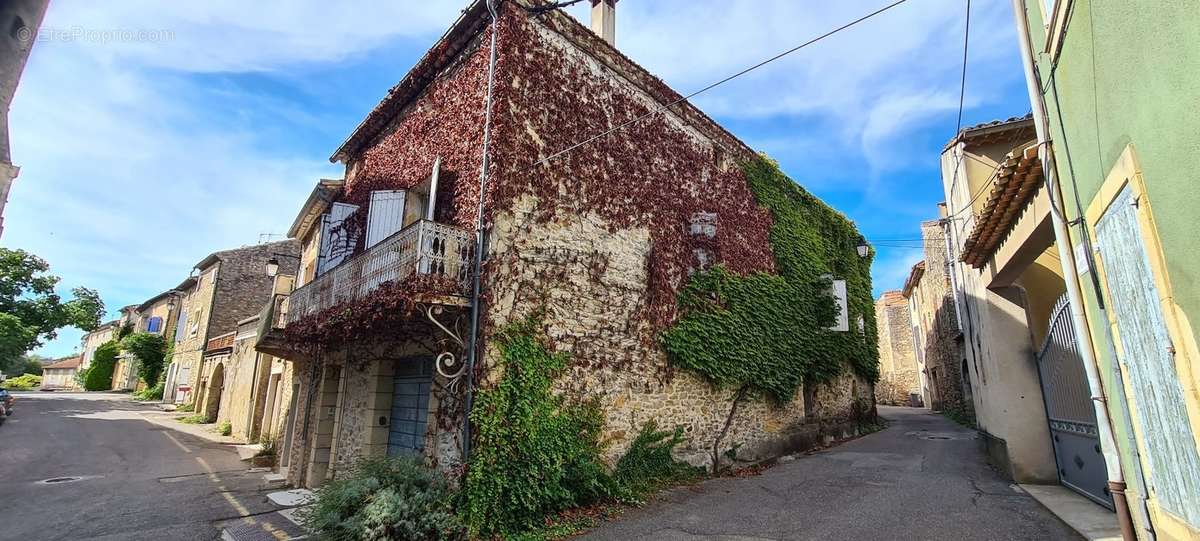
left=162, top=431, right=192, bottom=453
left=196, top=456, right=252, bottom=517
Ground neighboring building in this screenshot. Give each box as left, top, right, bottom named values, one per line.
left=112, top=290, right=184, bottom=393
left=1006, top=2, right=1200, bottom=538
left=165, top=240, right=299, bottom=412
left=941, top=115, right=1093, bottom=501
left=0, top=0, right=49, bottom=238
left=902, top=216, right=968, bottom=414
left=42, top=355, right=82, bottom=390
left=266, top=0, right=875, bottom=490
left=79, top=321, right=118, bottom=371
left=874, top=290, right=919, bottom=406
left=111, top=305, right=142, bottom=391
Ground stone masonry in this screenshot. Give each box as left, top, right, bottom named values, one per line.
left=875, top=290, right=919, bottom=405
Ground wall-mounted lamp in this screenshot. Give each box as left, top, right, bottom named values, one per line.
left=856, top=236, right=870, bottom=258
left=265, top=253, right=300, bottom=278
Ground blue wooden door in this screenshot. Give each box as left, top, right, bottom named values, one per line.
left=388, top=360, right=433, bottom=457
left=1095, top=185, right=1200, bottom=528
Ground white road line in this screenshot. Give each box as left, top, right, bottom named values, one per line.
left=162, top=431, right=192, bottom=453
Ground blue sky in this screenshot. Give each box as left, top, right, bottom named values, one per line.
left=8, top=0, right=1030, bottom=358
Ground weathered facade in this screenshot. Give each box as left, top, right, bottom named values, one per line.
left=41, top=355, right=81, bottom=390
left=875, top=290, right=918, bottom=405
left=903, top=217, right=968, bottom=414
left=164, top=240, right=299, bottom=406
left=269, top=0, right=875, bottom=490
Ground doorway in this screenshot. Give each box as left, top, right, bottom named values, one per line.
left=387, top=359, right=433, bottom=457
left=204, top=364, right=225, bottom=423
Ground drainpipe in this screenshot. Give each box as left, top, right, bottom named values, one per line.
left=1010, top=2, right=1135, bottom=538
left=462, top=0, right=501, bottom=462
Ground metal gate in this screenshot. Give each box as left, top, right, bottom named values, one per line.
left=1036, top=294, right=1113, bottom=508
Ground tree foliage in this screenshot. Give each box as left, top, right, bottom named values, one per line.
left=0, top=248, right=105, bottom=370
left=121, top=332, right=167, bottom=387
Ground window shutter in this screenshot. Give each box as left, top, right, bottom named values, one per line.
left=174, top=310, right=188, bottom=342
left=426, top=157, right=441, bottom=221
left=147, top=316, right=163, bottom=333
left=826, top=278, right=849, bottom=332
left=317, top=203, right=360, bottom=274
left=366, top=191, right=407, bottom=248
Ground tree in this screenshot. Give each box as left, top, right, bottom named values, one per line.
left=0, top=248, right=105, bottom=372
left=121, top=332, right=167, bottom=387
left=82, top=340, right=119, bottom=391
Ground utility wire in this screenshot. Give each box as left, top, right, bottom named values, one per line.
left=525, top=0, right=910, bottom=171
left=955, top=0, right=972, bottom=133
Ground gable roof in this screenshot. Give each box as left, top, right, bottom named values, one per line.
left=330, top=0, right=753, bottom=164
left=193, top=239, right=299, bottom=272
left=902, top=261, right=926, bottom=298
left=944, top=114, right=1035, bottom=151
left=43, top=355, right=82, bottom=370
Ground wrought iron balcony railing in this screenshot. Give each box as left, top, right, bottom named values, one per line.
left=284, top=220, right=472, bottom=325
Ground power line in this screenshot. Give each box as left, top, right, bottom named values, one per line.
left=955, top=0, right=972, bottom=133
left=525, top=0, right=910, bottom=171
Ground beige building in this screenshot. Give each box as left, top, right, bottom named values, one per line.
left=79, top=321, right=118, bottom=371
left=874, top=291, right=919, bottom=405
left=902, top=217, right=969, bottom=415
left=41, top=355, right=81, bottom=390
left=163, top=241, right=299, bottom=406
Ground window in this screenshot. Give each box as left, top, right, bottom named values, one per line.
left=146, top=316, right=163, bottom=333
left=316, top=202, right=360, bottom=275
left=174, top=309, right=188, bottom=343
left=365, top=190, right=407, bottom=248
left=826, top=278, right=849, bottom=332
left=189, top=308, right=202, bottom=337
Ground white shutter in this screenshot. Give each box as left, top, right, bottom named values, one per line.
left=366, top=191, right=407, bottom=248
left=826, top=278, right=849, bottom=332
left=426, top=157, right=441, bottom=221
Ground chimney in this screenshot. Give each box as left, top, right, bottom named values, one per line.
left=591, top=0, right=617, bottom=46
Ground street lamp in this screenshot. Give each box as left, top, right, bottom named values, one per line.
left=856, top=236, right=870, bottom=258
left=265, top=257, right=280, bottom=278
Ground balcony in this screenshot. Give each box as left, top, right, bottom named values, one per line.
left=284, top=220, right=472, bottom=326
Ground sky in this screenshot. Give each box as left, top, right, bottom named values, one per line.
left=7, top=0, right=1031, bottom=358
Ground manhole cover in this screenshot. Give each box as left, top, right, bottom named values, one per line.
left=39, top=477, right=83, bottom=484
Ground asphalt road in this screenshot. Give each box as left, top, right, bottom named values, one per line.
left=0, top=392, right=279, bottom=541
left=581, top=406, right=1083, bottom=541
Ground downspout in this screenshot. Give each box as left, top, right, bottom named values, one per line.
left=463, top=0, right=501, bottom=461
left=1010, top=2, right=1135, bottom=538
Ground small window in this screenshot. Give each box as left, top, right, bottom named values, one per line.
left=146, top=316, right=163, bottom=333
left=826, top=278, right=849, bottom=332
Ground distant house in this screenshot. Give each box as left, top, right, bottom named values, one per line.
left=874, top=290, right=919, bottom=406
left=79, top=321, right=118, bottom=371
left=42, top=355, right=82, bottom=389
left=160, top=240, right=299, bottom=411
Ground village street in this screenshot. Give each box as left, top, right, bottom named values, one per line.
left=583, top=406, right=1081, bottom=540
left=0, top=395, right=1081, bottom=541
left=0, top=393, right=291, bottom=541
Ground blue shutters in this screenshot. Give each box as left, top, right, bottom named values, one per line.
left=146, top=316, right=163, bottom=333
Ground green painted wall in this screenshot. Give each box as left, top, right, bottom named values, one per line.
left=1020, top=0, right=1200, bottom=530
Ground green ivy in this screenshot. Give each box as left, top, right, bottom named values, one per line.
left=612, top=422, right=704, bottom=502
left=464, top=315, right=617, bottom=538
left=121, top=332, right=167, bottom=388
left=663, top=156, right=878, bottom=402
left=82, top=340, right=120, bottom=391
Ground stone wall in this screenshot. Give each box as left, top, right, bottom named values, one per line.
left=207, top=240, right=299, bottom=340
left=485, top=198, right=874, bottom=468
left=875, top=291, right=919, bottom=405
left=909, top=220, right=969, bottom=414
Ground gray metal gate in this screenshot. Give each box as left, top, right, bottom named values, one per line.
left=1036, top=294, right=1113, bottom=508
left=388, top=360, right=433, bottom=457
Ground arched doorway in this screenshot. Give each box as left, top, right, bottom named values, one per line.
left=205, top=364, right=225, bottom=423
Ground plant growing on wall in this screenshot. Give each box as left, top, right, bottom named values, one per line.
left=663, top=157, right=878, bottom=467
left=121, top=332, right=168, bottom=388
left=83, top=340, right=120, bottom=391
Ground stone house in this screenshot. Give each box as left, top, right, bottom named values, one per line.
left=162, top=240, right=299, bottom=409
left=266, top=0, right=876, bottom=490
left=41, top=355, right=81, bottom=390
left=874, top=290, right=919, bottom=406
left=902, top=216, right=969, bottom=414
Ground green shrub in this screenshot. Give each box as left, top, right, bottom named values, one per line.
left=121, top=332, right=167, bottom=388
left=178, top=414, right=208, bottom=424
left=465, top=316, right=618, bottom=538
left=175, top=402, right=194, bottom=412
left=217, top=420, right=232, bottom=436
left=0, top=373, right=41, bottom=390
left=83, top=340, right=119, bottom=391
left=613, top=422, right=703, bottom=502
left=300, top=456, right=465, bottom=541
left=133, top=381, right=164, bottom=401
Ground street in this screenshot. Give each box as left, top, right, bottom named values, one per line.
left=582, top=406, right=1083, bottom=541
left=0, top=393, right=280, bottom=541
